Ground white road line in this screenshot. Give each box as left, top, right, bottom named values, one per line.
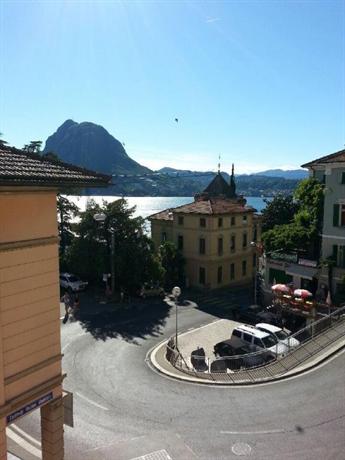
left=11, top=424, right=41, bottom=448
left=221, top=429, right=285, bottom=435
left=7, top=427, right=41, bottom=458
left=62, top=332, right=85, bottom=353
left=178, top=319, right=224, bottom=337
left=75, top=392, right=109, bottom=411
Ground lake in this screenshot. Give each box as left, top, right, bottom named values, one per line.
left=66, top=196, right=268, bottom=219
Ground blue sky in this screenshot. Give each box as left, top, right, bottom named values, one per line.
left=1, top=0, right=344, bottom=173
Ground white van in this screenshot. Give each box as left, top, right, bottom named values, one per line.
left=231, top=324, right=289, bottom=357
left=255, top=323, right=300, bottom=350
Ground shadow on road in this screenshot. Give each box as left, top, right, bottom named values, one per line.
left=188, top=286, right=252, bottom=320
left=73, top=296, right=172, bottom=343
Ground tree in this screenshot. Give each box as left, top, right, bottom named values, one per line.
left=261, top=194, right=299, bottom=232
left=159, top=241, right=185, bottom=290
left=57, top=195, right=79, bottom=259
left=262, top=177, right=324, bottom=255
left=0, top=132, right=8, bottom=148
left=43, top=151, right=60, bottom=161
left=64, top=198, right=163, bottom=293
left=23, top=140, right=42, bottom=154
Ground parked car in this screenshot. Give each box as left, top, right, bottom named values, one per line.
left=234, top=304, right=282, bottom=326
left=213, top=339, right=273, bottom=370
left=140, top=284, right=165, bottom=299
left=255, top=323, right=300, bottom=349
left=60, top=273, right=88, bottom=292
left=231, top=324, right=289, bottom=357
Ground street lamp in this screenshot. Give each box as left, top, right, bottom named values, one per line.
left=93, top=212, right=116, bottom=296
left=172, top=286, right=181, bottom=350
left=250, top=241, right=258, bottom=305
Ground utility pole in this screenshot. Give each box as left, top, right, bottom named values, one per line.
left=110, top=229, right=115, bottom=295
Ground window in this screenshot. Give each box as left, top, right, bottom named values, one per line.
left=231, top=216, right=236, bottom=226
left=253, top=337, right=263, bottom=347
left=230, top=235, right=236, bottom=252
left=242, top=260, right=247, bottom=276
left=218, top=217, right=223, bottom=228
left=218, top=237, right=223, bottom=256
left=341, top=172, right=345, bottom=184
left=333, top=245, right=338, bottom=263
left=161, top=232, right=167, bottom=243
left=333, top=204, right=340, bottom=227
left=178, top=216, right=184, bottom=225
left=200, top=217, right=206, bottom=228
left=199, top=267, right=206, bottom=285
left=341, top=205, right=345, bottom=226
left=217, top=266, right=223, bottom=284
left=199, top=238, right=206, bottom=255
left=242, top=233, right=247, bottom=249
left=243, top=215, right=248, bottom=224
left=253, top=253, right=257, bottom=267
left=230, top=263, right=235, bottom=280
left=243, top=332, right=252, bottom=344
left=178, top=235, right=184, bottom=250
left=253, top=225, right=257, bottom=242
left=339, top=246, right=345, bottom=268
left=233, top=329, right=241, bottom=338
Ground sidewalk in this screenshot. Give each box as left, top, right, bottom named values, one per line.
left=149, top=318, right=345, bottom=385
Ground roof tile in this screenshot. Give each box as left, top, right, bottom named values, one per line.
left=0, top=147, right=111, bottom=187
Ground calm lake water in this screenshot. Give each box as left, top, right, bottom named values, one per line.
left=67, top=196, right=268, bottom=219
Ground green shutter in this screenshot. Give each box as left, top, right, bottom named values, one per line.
left=342, top=172, right=345, bottom=184
left=333, top=204, right=340, bottom=226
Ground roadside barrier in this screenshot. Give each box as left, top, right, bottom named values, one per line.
left=165, top=305, right=345, bottom=383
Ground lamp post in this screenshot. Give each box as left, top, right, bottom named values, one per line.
left=172, top=286, right=181, bottom=349
left=250, top=241, right=258, bottom=304
left=94, top=213, right=116, bottom=295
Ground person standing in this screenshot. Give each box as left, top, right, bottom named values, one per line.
left=61, top=291, right=71, bottom=324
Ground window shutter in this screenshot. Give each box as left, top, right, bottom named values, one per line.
left=342, top=172, right=345, bottom=184
left=333, top=204, right=340, bottom=226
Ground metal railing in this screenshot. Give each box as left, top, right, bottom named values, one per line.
left=165, top=305, right=345, bottom=383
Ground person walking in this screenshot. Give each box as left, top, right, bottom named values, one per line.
left=61, top=291, right=71, bottom=324
left=73, top=293, right=80, bottom=319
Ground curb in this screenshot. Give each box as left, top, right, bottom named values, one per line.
left=148, top=331, right=345, bottom=386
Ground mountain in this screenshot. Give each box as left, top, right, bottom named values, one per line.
left=44, top=120, right=151, bottom=175
left=102, top=168, right=300, bottom=197
left=254, top=169, right=308, bottom=180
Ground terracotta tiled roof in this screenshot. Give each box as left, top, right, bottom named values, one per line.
left=301, top=149, right=345, bottom=168
left=148, top=199, right=255, bottom=219
left=0, top=147, right=111, bottom=187
left=148, top=209, right=173, bottom=221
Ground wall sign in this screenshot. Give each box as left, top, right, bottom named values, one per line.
left=7, top=392, right=53, bottom=424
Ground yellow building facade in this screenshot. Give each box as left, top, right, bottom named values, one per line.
left=0, top=147, right=109, bottom=459
left=150, top=170, right=261, bottom=289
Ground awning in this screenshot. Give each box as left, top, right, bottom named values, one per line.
left=285, top=264, right=318, bottom=280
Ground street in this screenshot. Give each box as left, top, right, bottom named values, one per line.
left=15, top=299, right=345, bottom=459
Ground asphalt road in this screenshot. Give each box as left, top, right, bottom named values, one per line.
left=16, top=301, right=345, bottom=460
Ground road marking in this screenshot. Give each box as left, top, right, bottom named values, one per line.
left=7, top=427, right=41, bottom=458
left=11, top=424, right=41, bottom=448
left=232, top=442, right=252, bottom=456
left=177, top=319, right=223, bottom=337
left=221, top=429, right=285, bottom=435
left=75, top=392, right=109, bottom=411
left=62, top=332, right=85, bottom=353
left=130, top=450, right=172, bottom=460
